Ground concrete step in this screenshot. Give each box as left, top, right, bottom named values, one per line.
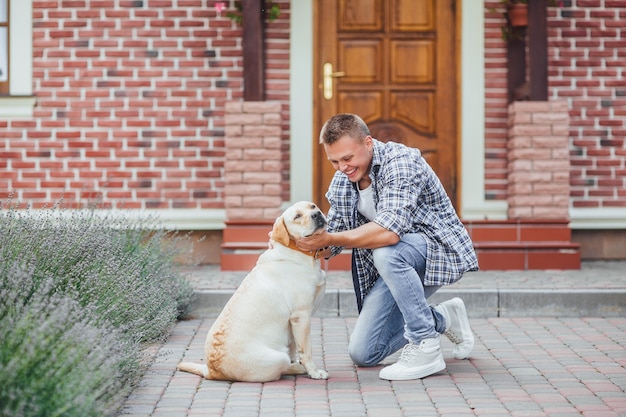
left=183, top=261, right=626, bottom=319
left=185, top=287, right=626, bottom=319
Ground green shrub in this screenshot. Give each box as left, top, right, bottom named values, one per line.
left=0, top=202, right=195, bottom=417
left=0, top=267, right=137, bottom=417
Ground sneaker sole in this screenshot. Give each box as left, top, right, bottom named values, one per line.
left=448, top=298, right=474, bottom=360
left=379, top=356, right=446, bottom=381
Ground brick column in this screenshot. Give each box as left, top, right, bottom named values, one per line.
left=507, top=101, right=570, bottom=219
left=224, top=101, right=283, bottom=220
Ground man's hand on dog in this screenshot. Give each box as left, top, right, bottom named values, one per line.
left=296, top=230, right=328, bottom=252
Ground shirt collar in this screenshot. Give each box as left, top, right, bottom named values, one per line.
left=370, top=138, right=382, bottom=177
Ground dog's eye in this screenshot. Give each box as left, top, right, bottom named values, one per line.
left=294, top=213, right=302, bottom=220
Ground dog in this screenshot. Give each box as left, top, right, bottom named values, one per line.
left=177, top=201, right=329, bottom=382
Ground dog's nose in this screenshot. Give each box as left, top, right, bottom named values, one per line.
left=312, top=210, right=327, bottom=228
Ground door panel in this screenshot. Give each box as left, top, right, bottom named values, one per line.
left=392, top=0, right=434, bottom=32
left=338, top=0, right=383, bottom=31
left=390, top=40, right=434, bottom=83
left=338, top=41, right=383, bottom=83
left=314, top=0, right=458, bottom=214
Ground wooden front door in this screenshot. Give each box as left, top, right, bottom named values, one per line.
left=313, top=0, right=459, bottom=214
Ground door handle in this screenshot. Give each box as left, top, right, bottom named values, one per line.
left=323, top=63, right=346, bottom=100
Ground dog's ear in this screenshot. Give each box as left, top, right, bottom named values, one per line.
left=270, top=216, right=291, bottom=246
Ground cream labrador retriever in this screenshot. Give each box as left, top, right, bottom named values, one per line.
left=177, top=201, right=329, bottom=382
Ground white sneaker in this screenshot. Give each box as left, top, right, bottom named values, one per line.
left=378, top=337, right=446, bottom=381
left=435, top=297, right=474, bottom=359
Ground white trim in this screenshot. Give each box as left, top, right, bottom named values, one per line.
left=5, top=208, right=227, bottom=230
left=9, top=0, right=32, bottom=95
left=570, top=208, right=626, bottom=229
left=0, top=0, right=34, bottom=117
left=462, top=201, right=509, bottom=221
left=460, top=0, right=507, bottom=220
left=0, top=95, right=36, bottom=117
left=143, top=209, right=226, bottom=230
left=289, top=0, right=314, bottom=203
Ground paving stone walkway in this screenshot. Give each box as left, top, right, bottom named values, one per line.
left=119, top=316, right=626, bottom=417
left=118, top=261, right=626, bottom=417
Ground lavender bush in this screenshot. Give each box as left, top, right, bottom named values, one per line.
left=0, top=267, right=136, bottom=417
left=0, top=202, right=195, bottom=417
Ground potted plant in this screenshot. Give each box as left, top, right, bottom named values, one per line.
left=491, top=0, right=564, bottom=39
left=506, top=1, right=528, bottom=27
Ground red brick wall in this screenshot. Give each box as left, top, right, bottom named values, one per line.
left=484, top=1, right=510, bottom=202
left=1, top=0, right=292, bottom=210
left=3, top=2, right=623, bottom=212
left=484, top=0, right=626, bottom=209
left=549, top=1, right=626, bottom=209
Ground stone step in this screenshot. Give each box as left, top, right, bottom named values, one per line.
left=185, top=287, right=626, bottom=319
left=220, top=219, right=581, bottom=271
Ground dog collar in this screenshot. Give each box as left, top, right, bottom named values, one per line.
left=286, top=239, right=326, bottom=260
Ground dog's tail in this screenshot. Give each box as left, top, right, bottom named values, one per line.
left=177, top=362, right=209, bottom=379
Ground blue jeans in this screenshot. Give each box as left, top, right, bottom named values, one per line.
left=347, top=233, right=447, bottom=366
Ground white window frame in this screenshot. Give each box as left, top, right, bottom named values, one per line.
left=0, top=0, right=35, bottom=117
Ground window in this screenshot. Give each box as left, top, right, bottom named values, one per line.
left=0, top=0, right=8, bottom=94
left=0, top=0, right=34, bottom=117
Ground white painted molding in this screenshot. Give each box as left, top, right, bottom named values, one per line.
left=289, top=0, right=314, bottom=203
left=462, top=201, right=509, bottom=221
left=460, top=0, right=507, bottom=220
left=570, top=208, right=626, bottom=229
left=0, top=96, right=37, bottom=117
left=146, top=209, right=226, bottom=230
left=9, top=0, right=33, bottom=96
left=3, top=209, right=227, bottom=230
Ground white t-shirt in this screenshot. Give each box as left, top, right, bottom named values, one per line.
left=357, top=184, right=377, bottom=221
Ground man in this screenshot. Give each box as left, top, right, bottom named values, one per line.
left=297, top=113, right=479, bottom=381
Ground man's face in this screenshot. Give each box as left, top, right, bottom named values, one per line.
left=323, top=135, right=373, bottom=183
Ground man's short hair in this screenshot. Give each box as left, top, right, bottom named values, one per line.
left=319, top=113, right=370, bottom=145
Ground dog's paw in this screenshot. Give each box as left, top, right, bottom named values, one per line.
left=287, top=363, right=307, bottom=375
left=309, top=369, right=329, bottom=380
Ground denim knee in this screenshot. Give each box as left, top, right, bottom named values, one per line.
left=348, top=338, right=383, bottom=367
left=372, top=245, right=395, bottom=270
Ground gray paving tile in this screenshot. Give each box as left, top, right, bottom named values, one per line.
left=118, top=261, right=626, bottom=416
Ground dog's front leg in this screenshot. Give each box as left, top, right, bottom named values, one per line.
left=285, top=333, right=307, bottom=375
left=289, top=312, right=328, bottom=380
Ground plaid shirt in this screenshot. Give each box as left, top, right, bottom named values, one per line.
left=325, top=139, right=479, bottom=311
